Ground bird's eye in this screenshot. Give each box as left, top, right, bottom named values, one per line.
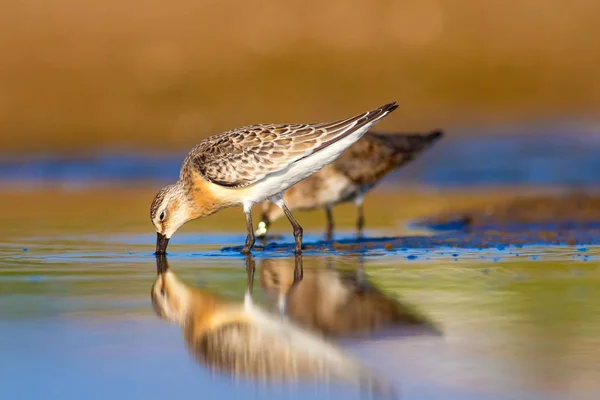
left=159, top=211, right=166, bottom=221
left=160, top=287, right=166, bottom=297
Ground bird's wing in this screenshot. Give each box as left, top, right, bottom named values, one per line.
left=181, top=102, right=398, bottom=188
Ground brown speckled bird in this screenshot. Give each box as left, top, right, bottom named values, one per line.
left=150, top=102, right=398, bottom=255
left=256, top=129, right=443, bottom=240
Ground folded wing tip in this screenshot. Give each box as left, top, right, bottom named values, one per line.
left=381, top=101, right=399, bottom=113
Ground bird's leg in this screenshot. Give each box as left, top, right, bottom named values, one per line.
left=356, top=204, right=365, bottom=238
left=325, top=206, right=334, bottom=241
left=282, top=204, right=303, bottom=254
left=271, top=195, right=303, bottom=254
left=244, top=255, right=255, bottom=308
left=241, top=205, right=255, bottom=254
left=355, top=195, right=365, bottom=239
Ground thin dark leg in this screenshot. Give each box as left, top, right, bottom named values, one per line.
left=325, top=206, right=334, bottom=241
left=356, top=203, right=365, bottom=239
left=241, top=209, right=255, bottom=254
left=280, top=202, right=303, bottom=254
left=244, top=255, right=255, bottom=307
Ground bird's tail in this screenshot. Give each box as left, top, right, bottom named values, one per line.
left=373, top=129, right=444, bottom=154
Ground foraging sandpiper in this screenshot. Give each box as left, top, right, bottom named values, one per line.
left=256, top=129, right=443, bottom=240
left=150, top=102, right=398, bottom=254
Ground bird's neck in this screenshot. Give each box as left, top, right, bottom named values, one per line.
left=182, top=177, right=235, bottom=219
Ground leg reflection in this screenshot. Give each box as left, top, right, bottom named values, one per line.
left=244, top=255, right=256, bottom=309
left=355, top=254, right=367, bottom=288
left=293, top=253, right=304, bottom=285
left=279, top=253, right=304, bottom=315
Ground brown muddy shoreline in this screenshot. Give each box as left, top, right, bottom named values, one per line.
left=418, top=192, right=600, bottom=228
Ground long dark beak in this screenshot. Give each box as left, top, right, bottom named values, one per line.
left=156, top=253, right=169, bottom=275
left=155, top=232, right=170, bottom=255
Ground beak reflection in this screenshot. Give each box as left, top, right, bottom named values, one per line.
left=155, top=232, right=169, bottom=255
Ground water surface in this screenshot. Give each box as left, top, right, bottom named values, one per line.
left=2, top=215, right=600, bottom=399
left=3, top=180, right=600, bottom=400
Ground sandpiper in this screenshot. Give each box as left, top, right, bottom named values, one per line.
left=256, top=129, right=443, bottom=240
left=150, top=256, right=397, bottom=398
left=150, top=102, right=398, bottom=255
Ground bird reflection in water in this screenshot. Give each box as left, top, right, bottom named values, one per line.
left=150, top=255, right=398, bottom=399
left=260, top=256, right=442, bottom=339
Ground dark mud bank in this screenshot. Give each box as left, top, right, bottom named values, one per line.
left=409, top=192, right=600, bottom=248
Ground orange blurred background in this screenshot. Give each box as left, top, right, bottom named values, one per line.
left=1, top=0, right=599, bottom=155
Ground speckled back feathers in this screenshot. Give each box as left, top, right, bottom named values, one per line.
left=177, top=102, right=398, bottom=189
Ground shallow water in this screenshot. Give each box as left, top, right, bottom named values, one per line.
left=2, top=201, right=600, bottom=400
